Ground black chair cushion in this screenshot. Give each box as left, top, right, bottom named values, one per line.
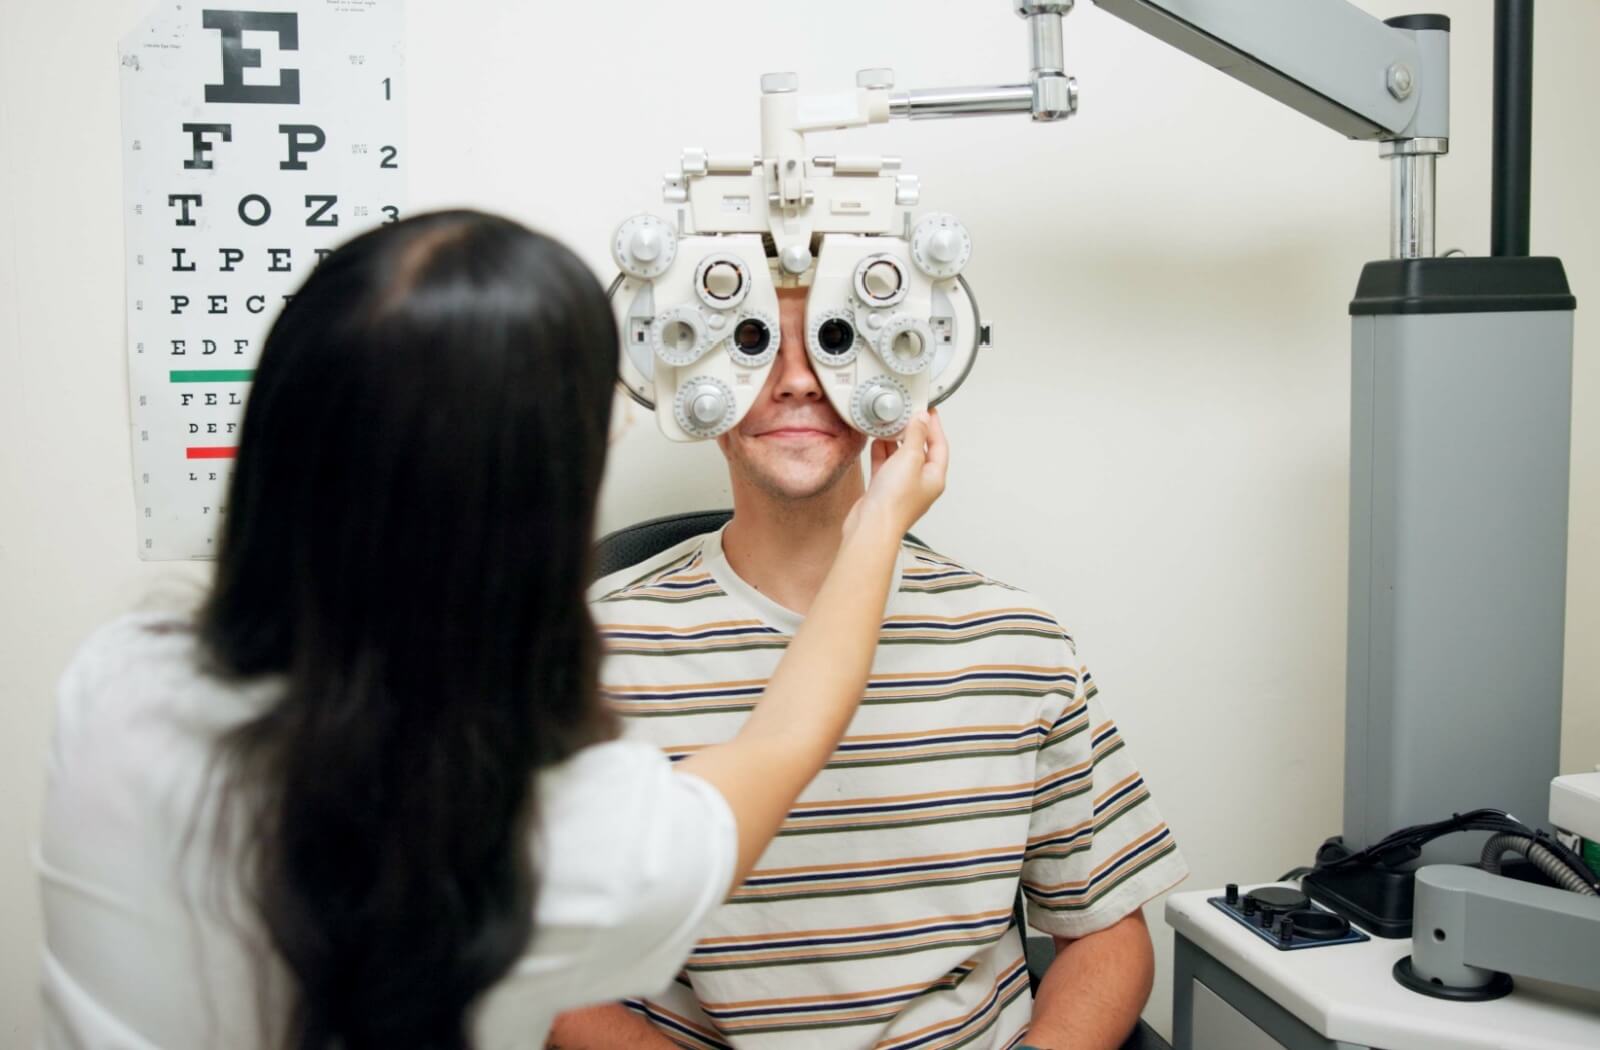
left=592, top=510, right=733, bottom=583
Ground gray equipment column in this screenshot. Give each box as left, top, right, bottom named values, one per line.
left=1343, top=258, right=1576, bottom=862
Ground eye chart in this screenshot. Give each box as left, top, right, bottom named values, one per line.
left=120, top=1, right=406, bottom=560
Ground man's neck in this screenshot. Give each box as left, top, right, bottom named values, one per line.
left=721, top=472, right=866, bottom=617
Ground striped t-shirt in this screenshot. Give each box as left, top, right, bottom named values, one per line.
left=591, top=527, right=1189, bottom=1049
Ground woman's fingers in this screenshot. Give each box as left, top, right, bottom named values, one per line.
left=895, top=412, right=930, bottom=468
left=922, top=408, right=948, bottom=485
left=870, top=436, right=893, bottom=479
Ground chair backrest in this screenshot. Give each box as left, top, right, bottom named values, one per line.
left=592, top=510, right=733, bottom=583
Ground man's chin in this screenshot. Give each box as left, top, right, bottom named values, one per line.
left=746, top=469, right=845, bottom=503
left=731, top=451, right=861, bottom=504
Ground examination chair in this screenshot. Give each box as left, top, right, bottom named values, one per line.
left=594, top=510, right=1170, bottom=1050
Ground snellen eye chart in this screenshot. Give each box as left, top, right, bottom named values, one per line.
left=120, top=1, right=406, bottom=559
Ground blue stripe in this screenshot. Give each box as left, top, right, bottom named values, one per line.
left=863, top=669, right=1075, bottom=693
left=622, top=1000, right=731, bottom=1049
left=706, top=985, right=925, bottom=1022
left=610, top=551, right=702, bottom=592
left=609, top=684, right=766, bottom=703
left=892, top=963, right=1029, bottom=1050
left=615, top=669, right=1072, bottom=706
left=902, top=569, right=978, bottom=583
left=1048, top=700, right=1089, bottom=729
left=743, top=849, right=1024, bottom=888
left=1091, top=778, right=1146, bottom=817
left=604, top=624, right=781, bottom=642
left=883, top=612, right=1055, bottom=631
left=834, top=727, right=1045, bottom=754
left=795, top=785, right=1034, bottom=820
left=1026, top=826, right=1093, bottom=854
left=1027, top=827, right=1172, bottom=901
left=1035, top=764, right=1093, bottom=796
left=642, top=578, right=719, bottom=591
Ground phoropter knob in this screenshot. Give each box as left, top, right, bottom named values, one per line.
left=673, top=376, right=736, bottom=439
left=691, top=392, right=724, bottom=425
left=910, top=213, right=972, bottom=279
left=851, top=377, right=912, bottom=438
left=870, top=389, right=904, bottom=424
left=613, top=214, right=677, bottom=280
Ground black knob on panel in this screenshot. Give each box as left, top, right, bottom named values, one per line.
left=1225, top=883, right=1239, bottom=905
left=1278, top=917, right=1295, bottom=945
left=1243, top=896, right=1258, bottom=917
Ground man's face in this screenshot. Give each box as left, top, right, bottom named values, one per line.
left=717, top=286, right=868, bottom=502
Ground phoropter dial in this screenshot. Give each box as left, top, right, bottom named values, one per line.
left=910, top=213, right=972, bottom=279
left=613, top=214, right=677, bottom=280
left=853, top=254, right=909, bottom=309
left=673, top=375, right=738, bottom=438
left=694, top=253, right=752, bottom=310
left=651, top=305, right=713, bottom=367
left=875, top=316, right=936, bottom=375
left=851, top=377, right=912, bottom=438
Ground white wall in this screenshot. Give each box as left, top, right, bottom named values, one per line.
left=2, top=0, right=1596, bottom=1043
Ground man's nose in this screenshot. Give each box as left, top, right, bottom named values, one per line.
left=772, top=332, right=823, bottom=402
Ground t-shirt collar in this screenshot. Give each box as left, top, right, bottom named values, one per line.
left=701, top=522, right=908, bottom=634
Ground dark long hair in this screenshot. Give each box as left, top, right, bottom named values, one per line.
left=199, top=210, right=619, bottom=1049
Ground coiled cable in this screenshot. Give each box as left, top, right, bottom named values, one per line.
left=1481, top=833, right=1599, bottom=896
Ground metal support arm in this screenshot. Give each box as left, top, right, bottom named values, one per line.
left=749, top=2, right=1453, bottom=264
left=1090, top=0, right=1432, bottom=139
left=1406, top=865, right=1600, bottom=996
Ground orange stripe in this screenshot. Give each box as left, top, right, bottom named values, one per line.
left=608, top=665, right=1072, bottom=697
left=746, top=846, right=1023, bottom=881
left=788, top=798, right=1028, bottom=830
left=1034, top=756, right=1091, bottom=788
left=876, top=957, right=1028, bottom=1048
left=864, top=663, right=1073, bottom=685
left=1090, top=770, right=1142, bottom=808
left=697, top=907, right=1014, bottom=946
left=666, top=723, right=1052, bottom=759
left=1027, top=816, right=1092, bottom=847
left=732, top=864, right=1017, bottom=896
left=608, top=675, right=771, bottom=695
left=704, top=925, right=1009, bottom=965
left=835, top=721, right=1050, bottom=745
left=1093, top=789, right=1152, bottom=827
left=1023, top=823, right=1171, bottom=892
left=789, top=779, right=1037, bottom=812
left=863, top=681, right=1071, bottom=701
left=826, top=741, right=1041, bottom=764
left=606, top=637, right=781, bottom=652
left=600, top=616, right=770, bottom=633
left=701, top=974, right=957, bottom=1011
left=632, top=1000, right=724, bottom=1044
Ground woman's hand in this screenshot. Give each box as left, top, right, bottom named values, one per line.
left=843, top=408, right=949, bottom=541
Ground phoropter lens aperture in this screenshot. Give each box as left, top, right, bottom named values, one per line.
left=818, top=318, right=854, bottom=355
left=732, top=318, right=770, bottom=358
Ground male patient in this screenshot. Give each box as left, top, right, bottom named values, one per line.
left=553, top=287, right=1188, bottom=1049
